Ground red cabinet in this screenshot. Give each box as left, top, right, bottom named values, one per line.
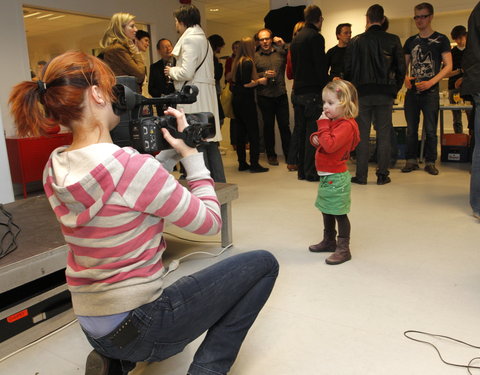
left=6, top=133, right=73, bottom=198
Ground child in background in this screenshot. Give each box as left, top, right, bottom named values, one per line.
left=309, top=80, right=360, bottom=265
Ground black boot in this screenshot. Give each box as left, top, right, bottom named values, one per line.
left=85, top=350, right=136, bottom=375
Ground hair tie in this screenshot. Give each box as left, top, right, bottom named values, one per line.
left=37, top=80, right=47, bottom=94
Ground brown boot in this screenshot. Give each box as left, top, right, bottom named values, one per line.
left=309, top=230, right=336, bottom=252
left=325, top=237, right=351, bottom=265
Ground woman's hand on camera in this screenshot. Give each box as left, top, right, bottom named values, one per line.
left=162, top=107, right=198, bottom=158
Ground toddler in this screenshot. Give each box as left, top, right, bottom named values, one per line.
left=309, top=80, right=360, bottom=265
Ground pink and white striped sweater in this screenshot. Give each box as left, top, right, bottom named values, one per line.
left=43, top=145, right=221, bottom=316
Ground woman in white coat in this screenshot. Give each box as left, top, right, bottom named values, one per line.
left=166, top=5, right=226, bottom=182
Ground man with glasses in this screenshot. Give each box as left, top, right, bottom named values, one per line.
left=254, top=28, right=291, bottom=167
left=402, top=2, right=452, bottom=175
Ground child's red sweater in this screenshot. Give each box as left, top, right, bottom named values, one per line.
left=310, top=117, right=360, bottom=173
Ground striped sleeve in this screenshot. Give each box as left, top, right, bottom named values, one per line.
left=119, top=152, right=221, bottom=235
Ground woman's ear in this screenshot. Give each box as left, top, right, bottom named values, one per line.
left=91, top=85, right=106, bottom=106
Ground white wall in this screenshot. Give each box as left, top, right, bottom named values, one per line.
left=0, top=107, right=14, bottom=203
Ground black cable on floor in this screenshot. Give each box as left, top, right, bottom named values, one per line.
left=404, top=330, right=480, bottom=374
left=0, top=204, right=21, bottom=259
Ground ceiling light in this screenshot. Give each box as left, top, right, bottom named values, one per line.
left=24, top=12, right=41, bottom=18
left=37, top=13, right=54, bottom=19
left=48, top=15, right=66, bottom=20
left=209, top=8, right=219, bottom=12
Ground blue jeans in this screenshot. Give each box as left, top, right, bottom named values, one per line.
left=355, top=94, right=394, bottom=179
left=471, top=94, right=480, bottom=215
left=404, top=90, right=439, bottom=163
left=84, top=250, right=279, bottom=375
left=290, top=92, right=323, bottom=180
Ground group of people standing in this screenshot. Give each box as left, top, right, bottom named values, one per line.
left=99, top=7, right=226, bottom=183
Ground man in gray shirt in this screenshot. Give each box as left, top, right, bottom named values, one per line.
left=255, top=28, right=291, bottom=166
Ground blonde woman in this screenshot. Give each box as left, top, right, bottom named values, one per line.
left=100, top=12, right=145, bottom=92
left=231, top=37, right=269, bottom=172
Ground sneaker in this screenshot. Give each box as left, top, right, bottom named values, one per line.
left=267, top=156, right=279, bottom=166
left=401, top=163, right=419, bottom=173
left=424, top=164, right=439, bottom=175
left=376, top=175, right=391, bottom=185
left=250, top=164, right=269, bottom=173
left=351, top=176, right=367, bottom=185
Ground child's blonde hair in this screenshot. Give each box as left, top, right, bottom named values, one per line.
left=323, top=79, right=359, bottom=119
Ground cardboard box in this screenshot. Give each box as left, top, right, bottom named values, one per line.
left=441, top=133, right=470, bottom=146
left=441, top=145, right=470, bottom=162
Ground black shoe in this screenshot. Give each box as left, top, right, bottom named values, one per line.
left=376, top=175, right=391, bottom=185
left=401, top=163, right=419, bottom=173
left=306, top=175, right=320, bottom=182
left=238, top=162, right=250, bottom=171
left=351, top=176, right=367, bottom=185
left=85, top=350, right=134, bottom=375
left=267, top=156, right=279, bottom=166
left=250, top=164, right=269, bottom=173
left=424, top=164, right=439, bottom=175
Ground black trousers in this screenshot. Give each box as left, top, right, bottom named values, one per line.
left=355, top=94, right=394, bottom=179
left=232, top=92, right=261, bottom=165
left=290, top=92, right=323, bottom=180
left=257, top=94, right=291, bottom=159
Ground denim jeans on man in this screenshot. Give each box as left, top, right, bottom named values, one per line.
left=355, top=94, right=394, bottom=181
left=404, top=89, right=439, bottom=163
left=290, top=93, right=323, bottom=180
left=83, top=250, right=279, bottom=375
left=471, top=93, right=480, bottom=216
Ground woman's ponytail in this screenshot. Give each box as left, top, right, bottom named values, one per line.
left=9, top=79, right=57, bottom=137
left=9, top=51, right=116, bottom=138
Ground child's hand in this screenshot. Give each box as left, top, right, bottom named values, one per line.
left=319, top=111, right=329, bottom=120
left=311, top=134, right=319, bottom=147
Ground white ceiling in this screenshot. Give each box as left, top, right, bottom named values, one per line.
left=199, top=0, right=270, bottom=30
left=23, top=7, right=108, bottom=36
left=23, top=2, right=271, bottom=37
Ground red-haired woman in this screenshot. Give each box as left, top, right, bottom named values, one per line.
left=231, top=37, right=269, bottom=172
left=9, top=51, right=278, bottom=375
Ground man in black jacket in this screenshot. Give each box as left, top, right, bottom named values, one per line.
left=289, top=5, right=328, bottom=181
left=344, top=4, right=405, bottom=185
left=148, top=39, right=175, bottom=99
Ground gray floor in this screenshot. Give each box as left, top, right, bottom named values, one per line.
left=0, top=147, right=479, bottom=375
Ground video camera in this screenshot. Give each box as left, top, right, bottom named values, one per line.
left=112, top=81, right=215, bottom=153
